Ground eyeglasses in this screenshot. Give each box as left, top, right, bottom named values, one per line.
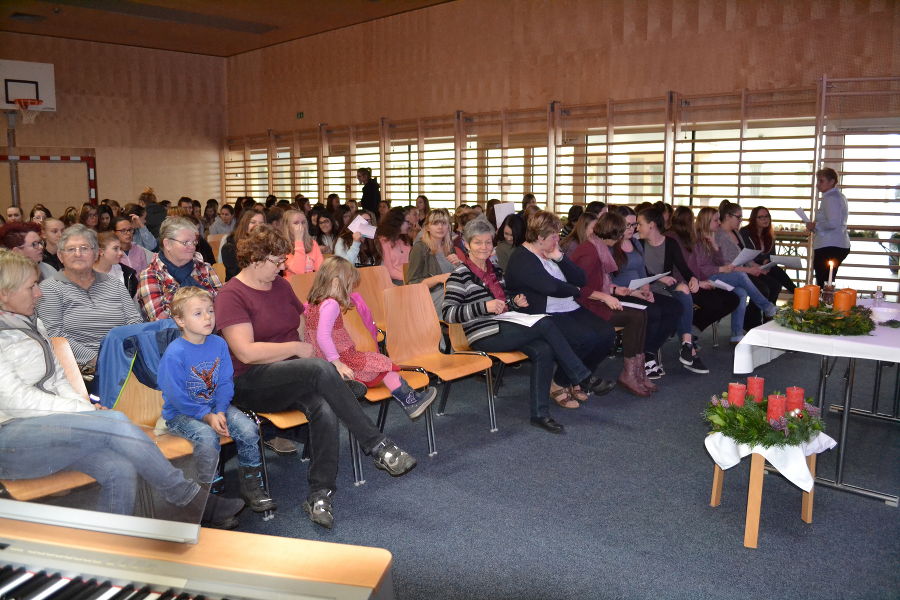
left=625, top=223, right=638, bottom=229
left=115, top=227, right=134, bottom=234
left=265, top=256, right=287, bottom=267
left=20, top=240, right=45, bottom=249
left=729, top=213, right=742, bottom=220
left=167, top=238, right=198, bottom=247
left=61, top=245, right=94, bottom=255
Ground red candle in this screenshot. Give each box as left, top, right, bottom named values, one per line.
left=727, top=383, right=747, bottom=407
left=786, top=386, right=805, bottom=413
left=767, top=394, right=787, bottom=422
left=747, top=376, right=765, bottom=403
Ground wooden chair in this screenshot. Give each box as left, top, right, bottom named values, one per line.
left=447, top=322, right=528, bottom=400
left=356, top=265, right=393, bottom=331
left=207, top=234, right=225, bottom=260
left=288, top=271, right=318, bottom=303
left=212, top=261, right=227, bottom=284
left=383, top=283, right=495, bottom=435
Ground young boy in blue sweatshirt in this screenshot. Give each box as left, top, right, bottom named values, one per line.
left=158, top=287, right=275, bottom=515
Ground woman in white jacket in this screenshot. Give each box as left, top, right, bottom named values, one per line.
left=0, top=250, right=243, bottom=524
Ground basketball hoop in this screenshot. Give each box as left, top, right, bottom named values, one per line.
left=13, top=98, right=43, bottom=125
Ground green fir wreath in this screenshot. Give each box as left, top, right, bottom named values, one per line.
left=704, top=393, right=825, bottom=448
left=774, top=305, right=875, bottom=336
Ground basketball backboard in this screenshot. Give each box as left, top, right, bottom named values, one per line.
left=0, top=59, right=56, bottom=111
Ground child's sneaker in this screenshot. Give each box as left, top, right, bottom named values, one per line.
left=391, top=382, right=437, bottom=420
left=238, top=466, right=277, bottom=513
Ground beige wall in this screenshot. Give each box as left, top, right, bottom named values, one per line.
left=226, top=0, right=900, bottom=136
left=1, top=32, right=225, bottom=211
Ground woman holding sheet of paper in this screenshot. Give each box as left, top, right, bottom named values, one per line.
left=806, top=168, right=850, bottom=287
left=716, top=201, right=780, bottom=330
left=740, top=205, right=796, bottom=294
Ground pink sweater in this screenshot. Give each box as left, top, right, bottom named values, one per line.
left=311, top=293, right=379, bottom=361
left=284, top=239, right=324, bottom=277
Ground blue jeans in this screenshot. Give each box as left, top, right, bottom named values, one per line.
left=710, top=272, right=774, bottom=337
left=0, top=411, right=199, bottom=515
left=166, top=405, right=261, bottom=481
left=471, top=319, right=591, bottom=419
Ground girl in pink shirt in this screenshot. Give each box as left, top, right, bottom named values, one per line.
left=304, top=256, right=436, bottom=419
left=375, top=207, right=411, bottom=284
left=281, top=210, right=323, bottom=277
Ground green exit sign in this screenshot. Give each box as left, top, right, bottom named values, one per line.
left=296, top=112, right=304, bottom=119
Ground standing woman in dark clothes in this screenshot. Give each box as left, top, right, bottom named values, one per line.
left=505, top=211, right=617, bottom=403
left=357, top=168, right=381, bottom=216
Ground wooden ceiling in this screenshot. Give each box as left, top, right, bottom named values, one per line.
left=2, top=0, right=454, bottom=57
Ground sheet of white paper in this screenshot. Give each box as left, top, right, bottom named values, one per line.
left=794, top=207, right=811, bottom=223
left=620, top=302, right=647, bottom=310
left=731, top=248, right=761, bottom=266
left=491, top=312, right=547, bottom=327
left=492, top=203, right=517, bottom=227
left=627, top=272, right=669, bottom=290
left=712, top=279, right=735, bottom=292
left=758, top=261, right=777, bottom=271
left=347, top=215, right=377, bottom=239
left=773, top=255, right=803, bottom=269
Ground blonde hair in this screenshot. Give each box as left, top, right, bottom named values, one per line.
left=307, top=256, right=360, bottom=312
left=281, top=209, right=313, bottom=253
left=694, top=207, right=719, bottom=255
left=170, top=286, right=212, bottom=319
left=0, top=249, right=39, bottom=296
left=525, top=210, right=562, bottom=242
left=421, top=208, right=452, bottom=255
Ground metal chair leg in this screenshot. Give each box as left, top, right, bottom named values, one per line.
left=712, top=321, right=719, bottom=348
left=436, top=380, right=453, bottom=415
left=492, top=363, right=507, bottom=397
left=485, top=368, right=498, bottom=433
left=425, top=404, right=437, bottom=457
left=349, top=432, right=366, bottom=486
left=376, top=400, right=390, bottom=432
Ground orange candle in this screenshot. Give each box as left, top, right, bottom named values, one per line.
left=747, top=376, right=765, bottom=403
left=841, top=288, right=857, bottom=307
left=728, top=383, right=747, bottom=407
left=767, top=394, right=787, bottom=422
left=806, top=285, right=821, bottom=307
left=833, top=290, right=853, bottom=313
left=785, top=386, right=805, bottom=413
left=793, top=287, right=811, bottom=311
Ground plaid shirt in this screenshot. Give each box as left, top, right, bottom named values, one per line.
left=137, top=253, right=223, bottom=321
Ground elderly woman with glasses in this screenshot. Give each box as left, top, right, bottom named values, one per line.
left=137, top=216, right=222, bottom=321
left=37, top=224, right=143, bottom=368
left=0, top=221, right=58, bottom=281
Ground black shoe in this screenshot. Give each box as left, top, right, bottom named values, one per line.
left=678, top=343, right=694, bottom=366
left=238, top=466, right=277, bottom=513
left=530, top=416, right=564, bottom=434
left=302, top=490, right=334, bottom=529
left=590, top=377, right=617, bottom=396
left=371, top=440, right=417, bottom=477
left=264, top=437, right=297, bottom=455
left=200, top=493, right=244, bottom=530
left=683, top=354, right=709, bottom=374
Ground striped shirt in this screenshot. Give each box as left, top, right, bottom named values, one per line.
left=441, top=264, right=503, bottom=344
left=37, top=270, right=144, bottom=365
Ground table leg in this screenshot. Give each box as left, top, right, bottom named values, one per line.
left=710, top=465, right=724, bottom=507
left=816, top=356, right=829, bottom=412
left=801, top=454, right=816, bottom=524
left=835, top=358, right=856, bottom=485
left=744, top=453, right=765, bottom=549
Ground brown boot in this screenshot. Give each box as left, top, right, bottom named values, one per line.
left=636, top=355, right=658, bottom=393
left=618, top=356, right=651, bottom=397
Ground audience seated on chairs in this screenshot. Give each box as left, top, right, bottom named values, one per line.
left=0, top=249, right=244, bottom=526
left=113, top=215, right=155, bottom=274
left=716, top=200, right=779, bottom=330
left=740, top=204, right=797, bottom=295
left=570, top=212, right=655, bottom=396
left=692, top=207, right=777, bottom=344
left=221, top=209, right=265, bottom=281
left=214, top=224, right=420, bottom=529
left=375, top=207, right=412, bottom=285
left=304, top=256, right=437, bottom=418
left=505, top=210, right=617, bottom=405
left=559, top=204, right=584, bottom=239
left=40, top=218, right=65, bottom=271
left=443, top=219, right=595, bottom=432
left=406, top=208, right=461, bottom=313
left=334, top=209, right=379, bottom=267
left=137, top=217, right=222, bottom=321
left=122, top=203, right=158, bottom=252
left=209, top=203, right=235, bottom=236
left=314, top=212, right=338, bottom=255
left=0, top=221, right=56, bottom=281
left=492, top=214, right=525, bottom=272
left=95, top=231, right=139, bottom=298
left=281, top=209, right=323, bottom=277
left=451, top=209, right=478, bottom=259
left=559, top=210, right=598, bottom=255
left=158, top=287, right=275, bottom=515
left=38, top=224, right=143, bottom=370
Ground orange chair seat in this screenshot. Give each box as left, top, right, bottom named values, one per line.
left=403, top=352, right=493, bottom=381
left=364, top=370, right=431, bottom=402
left=256, top=411, right=309, bottom=429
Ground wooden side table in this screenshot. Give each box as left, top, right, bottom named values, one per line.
left=710, top=452, right=817, bottom=548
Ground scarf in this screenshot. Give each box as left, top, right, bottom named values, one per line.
left=463, top=257, right=506, bottom=303
left=158, top=251, right=201, bottom=288
left=590, top=238, right=618, bottom=294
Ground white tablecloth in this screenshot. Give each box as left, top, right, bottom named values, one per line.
left=733, top=301, right=900, bottom=374
left=704, top=432, right=837, bottom=491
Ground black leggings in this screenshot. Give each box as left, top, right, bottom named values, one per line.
left=813, top=246, right=851, bottom=287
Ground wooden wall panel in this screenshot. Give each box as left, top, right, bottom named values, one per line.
left=2, top=32, right=225, bottom=208
left=226, top=0, right=899, bottom=136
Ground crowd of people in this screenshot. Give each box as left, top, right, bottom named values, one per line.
left=0, top=167, right=850, bottom=529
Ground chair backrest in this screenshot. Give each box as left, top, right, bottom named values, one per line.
left=207, top=233, right=226, bottom=245
left=343, top=307, right=379, bottom=353
left=212, top=261, right=227, bottom=284
left=356, top=265, right=393, bottom=326
left=50, top=337, right=88, bottom=400
left=447, top=322, right=473, bottom=352
left=289, top=271, right=318, bottom=303
left=383, top=283, right=441, bottom=362
left=114, top=371, right=165, bottom=429
left=207, top=236, right=223, bottom=260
